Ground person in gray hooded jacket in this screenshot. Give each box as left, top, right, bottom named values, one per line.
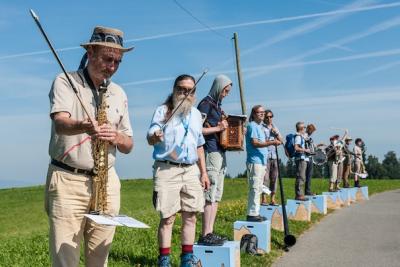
left=197, top=74, right=232, bottom=246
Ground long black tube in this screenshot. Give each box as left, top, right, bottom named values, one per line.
left=275, top=145, right=296, bottom=248
left=29, top=9, right=94, bottom=123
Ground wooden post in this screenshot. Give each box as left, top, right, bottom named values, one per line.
left=233, top=32, right=247, bottom=115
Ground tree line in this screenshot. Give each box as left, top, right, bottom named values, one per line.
left=228, top=150, right=400, bottom=179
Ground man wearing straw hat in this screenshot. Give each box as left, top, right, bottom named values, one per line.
left=45, top=26, right=134, bottom=267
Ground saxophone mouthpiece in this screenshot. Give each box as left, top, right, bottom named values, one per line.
left=102, top=79, right=110, bottom=87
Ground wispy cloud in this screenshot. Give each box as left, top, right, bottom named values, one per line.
left=359, top=60, right=400, bottom=76
left=2, top=1, right=400, bottom=61
left=120, top=47, right=400, bottom=88
left=247, top=15, right=400, bottom=79
left=323, top=43, right=354, bottom=52
left=217, top=0, right=376, bottom=69
left=220, top=86, right=400, bottom=112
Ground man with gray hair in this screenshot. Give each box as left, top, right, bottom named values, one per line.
left=45, top=26, right=134, bottom=267
left=294, top=122, right=310, bottom=201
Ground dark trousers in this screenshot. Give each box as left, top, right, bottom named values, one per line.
left=305, top=160, right=313, bottom=195
left=295, top=160, right=307, bottom=197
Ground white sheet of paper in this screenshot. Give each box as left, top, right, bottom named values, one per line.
left=84, top=214, right=150, bottom=228
left=112, top=215, right=150, bottom=228
left=84, top=214, right=123, bottom=226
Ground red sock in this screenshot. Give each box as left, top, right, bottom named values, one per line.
left=182, top=244, right=193, bottom=254
left=159, top=247, right=171, bottom=256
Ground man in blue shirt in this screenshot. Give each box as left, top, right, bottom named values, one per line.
left=197, top=74, right=232, bottom=246
left=147, top=74, right=210, bottom=267
left=246, top=105, right=280, bottom=222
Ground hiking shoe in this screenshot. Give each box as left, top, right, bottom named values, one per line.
left=158, top=255, right=171, bottom=267
left=180, top=253, right=199, bottom=267
left=211, top=232, right=228, bottom=242
left=197, top=233, right=224, bottom=246
left=246, top=215, right=267, bottom=222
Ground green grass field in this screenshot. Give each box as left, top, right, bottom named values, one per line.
left=1, top=178, right=400, bottom=267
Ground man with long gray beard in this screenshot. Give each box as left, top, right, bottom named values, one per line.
left=147, top=74, right=210, bottom=267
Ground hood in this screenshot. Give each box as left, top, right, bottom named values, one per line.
left=208, top=74, right=232, bottom=102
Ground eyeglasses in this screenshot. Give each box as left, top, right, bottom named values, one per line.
left=176, top=86, right=195, bottom=96
left=100, top=55, right=122, bottom=66
left=266, top=115, right=273, bottom=118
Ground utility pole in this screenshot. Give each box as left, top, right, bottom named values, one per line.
left=233, top=32, right=247, bottom=116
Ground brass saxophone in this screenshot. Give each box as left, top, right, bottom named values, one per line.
left=91, top=79, right=110, bottom=214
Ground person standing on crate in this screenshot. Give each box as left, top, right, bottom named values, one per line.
left=293, top=122, right=311, bottom=201
left=304, top=124, right=317, bottom=196
left=147, top=74, right=210, bottom=267
left=261, top=109, right=283, bottom=205
left=197, top=74, right=232, bottom=246
left=45, top=26, right=134, bottom=267
left=246, top=105, right=280, bottom=221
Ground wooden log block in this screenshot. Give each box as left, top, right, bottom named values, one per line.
left=356, top=186, right=369, bottom=201
left=233, top=220, right=271, bottom=254
left=309, top=195, right=328, bottom=214
left=194, top=241, right=240, bottom=267
left=260, top=205, right=284, bottom=231
left=286, top=199, right=312, bottom=221
left=322, top=192, right=343, bottom=209
left=339, top=189, right=351, bottom=206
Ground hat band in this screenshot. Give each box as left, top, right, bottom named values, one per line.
left=89, top=32, right=124, bottom=46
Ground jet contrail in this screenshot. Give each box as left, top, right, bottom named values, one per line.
left=246, top=15, right=400, bottom=79
left=1, top=1, right=400, bottom=60
left=120, top=48, right=400, bottom=87
left=215, top=0, right=375, bottom=69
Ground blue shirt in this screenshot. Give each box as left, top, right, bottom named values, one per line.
left=246, top=121, right=268, bottom=165
left=197, top=96, right=224, bottom=153
left=148, top=105, right=205, bottom=164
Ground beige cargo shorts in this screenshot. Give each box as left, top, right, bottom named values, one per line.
left=152, top=161, right=205, bottom=219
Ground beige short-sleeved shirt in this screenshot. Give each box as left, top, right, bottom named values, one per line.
left=48, top=71, right=133, bottom=170
left=353, top=145, right=363, bottom=163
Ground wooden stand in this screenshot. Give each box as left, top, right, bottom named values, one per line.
left=260, top=205, right=284, bottom=231
left=322, top=192, right=343, bottom=209
left=308, top=195, right=328, bottom=214
left=233, top=220, right=271, bottom=254
left=286, top=199, right=312, bottom=221
left=194, top=241, right=240, bottom=267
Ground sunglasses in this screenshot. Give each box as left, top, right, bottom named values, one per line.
left=176, top=86, right=195, bottom=96
left=266, top=115, right=273, bottom=118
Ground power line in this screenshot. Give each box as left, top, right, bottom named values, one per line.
left=172, top=0, right=228, bottom=39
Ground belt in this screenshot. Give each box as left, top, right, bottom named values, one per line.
left=51, top=159, right=94, bottom=176
left=156, top=160, right=193, bottom=168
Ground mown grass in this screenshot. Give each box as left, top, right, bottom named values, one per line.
left=1, top=178, right=399, bottom=267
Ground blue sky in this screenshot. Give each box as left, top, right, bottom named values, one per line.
left=1, top=0, right=400, bottom=188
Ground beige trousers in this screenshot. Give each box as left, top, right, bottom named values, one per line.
left=247, top=163, right=266, bottom=216
left=45, top=164, right=120, bottom=267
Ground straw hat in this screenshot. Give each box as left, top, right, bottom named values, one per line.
left=80, top=26, right=134, bottom=52
left=345, top=136, right=353, bottom=141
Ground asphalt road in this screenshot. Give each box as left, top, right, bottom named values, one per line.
left=274, top=189, right=400, bottom=267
